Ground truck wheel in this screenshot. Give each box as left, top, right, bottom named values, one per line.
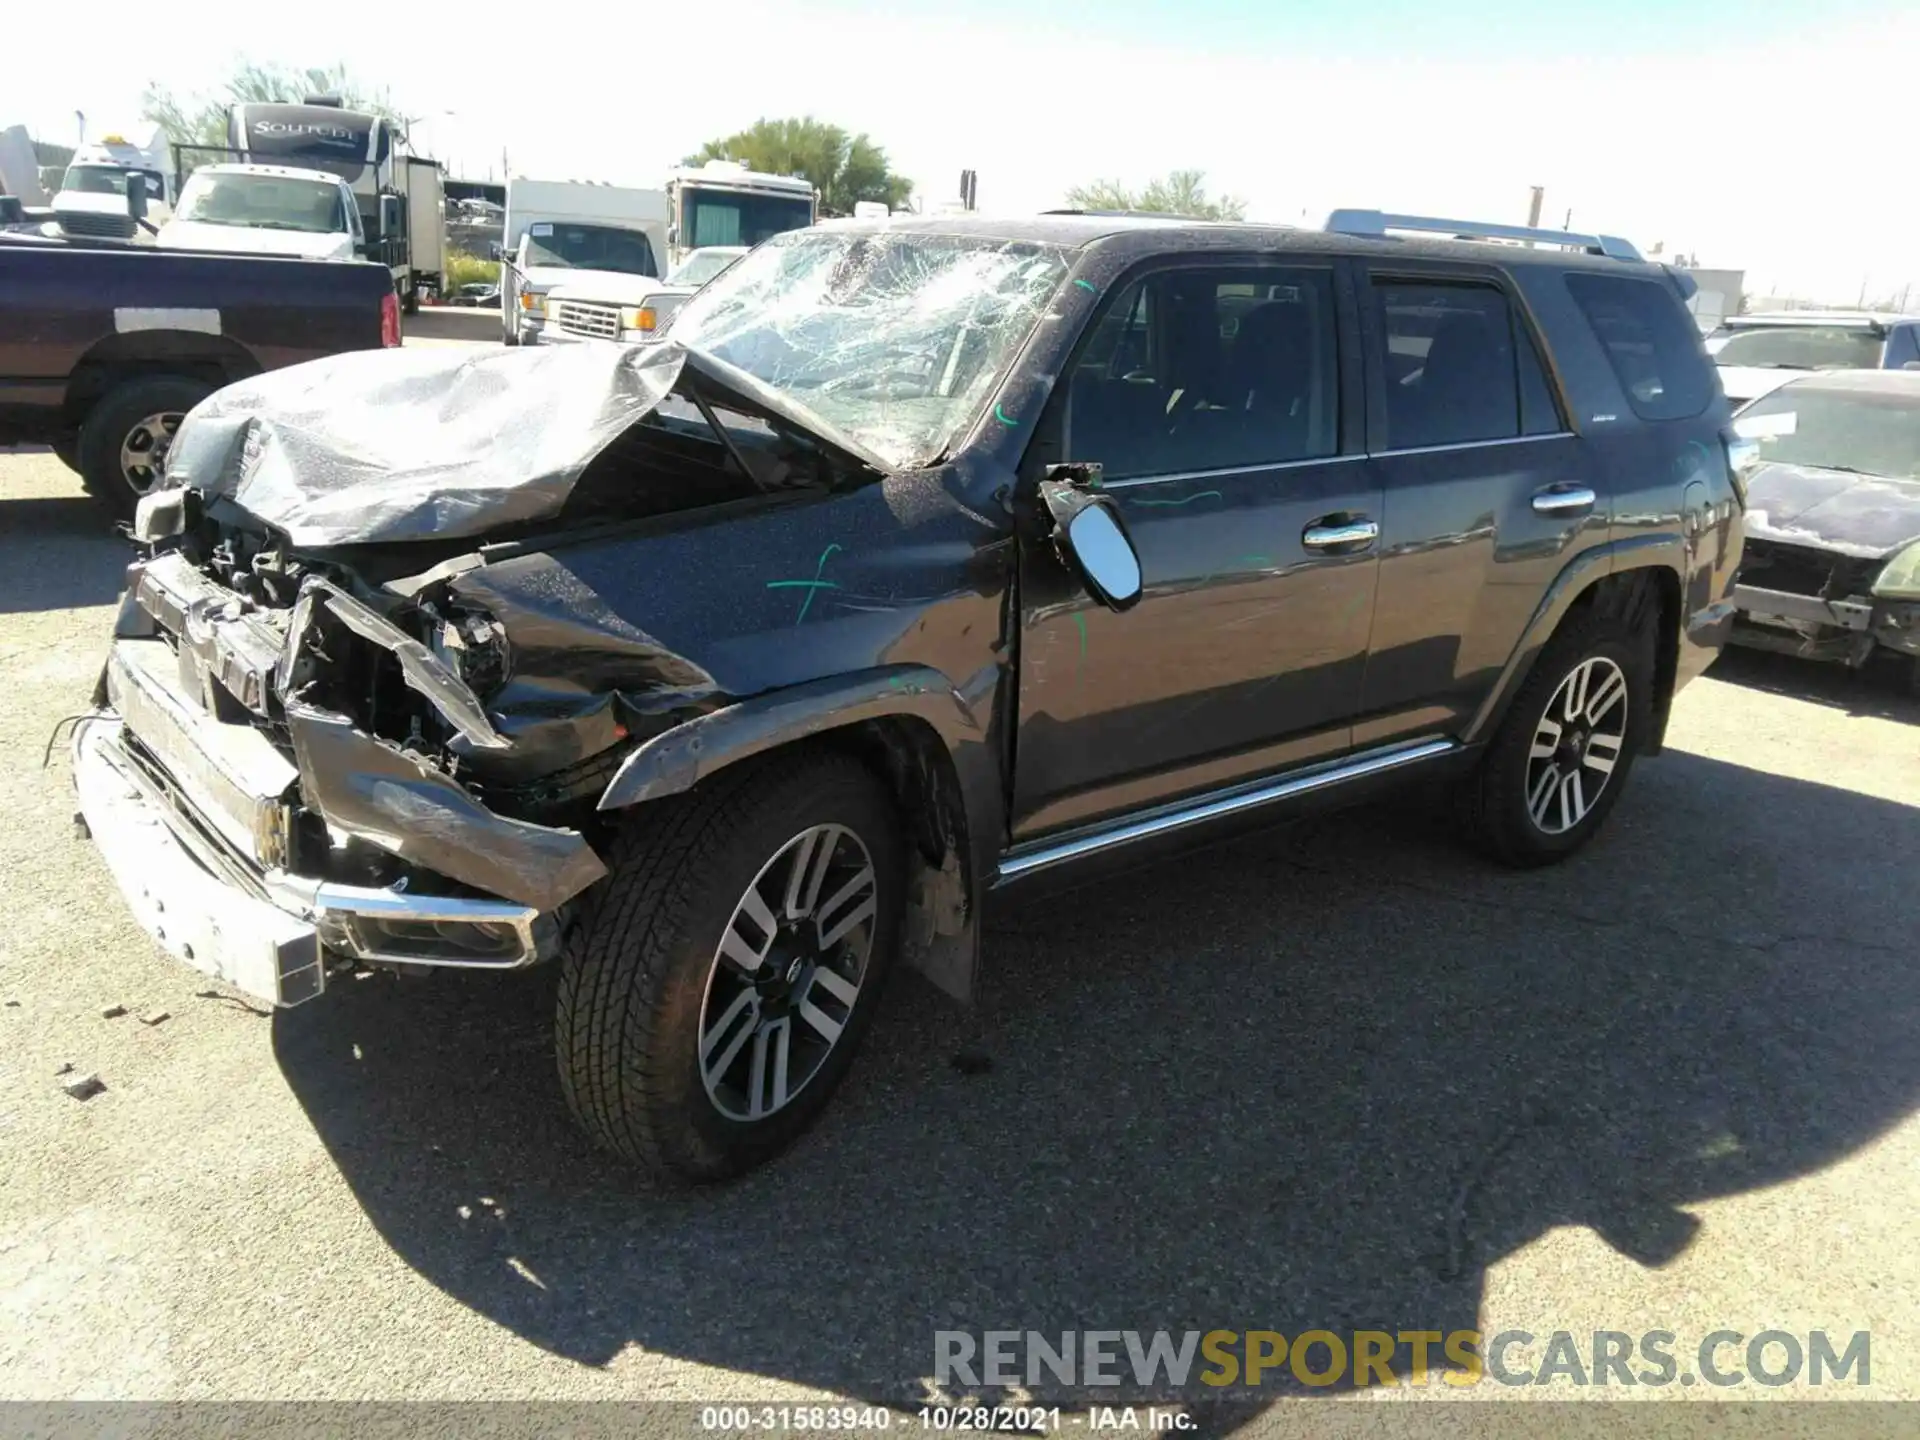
left=1461, top=604, right=1654, bottom=867
left=51, top=437, right=79, bottom=474
left=77, top=376, right=211, bottom=518
left=402, top=281, right=420, bottom=316
left=557, top=751, right=905, bottom=1183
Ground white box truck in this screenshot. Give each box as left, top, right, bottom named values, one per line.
left=496, top=178, right=668, bottom=345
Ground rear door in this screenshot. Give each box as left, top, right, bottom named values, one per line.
left=1352, top=266, right=1603, bottom=747
left=1011, top=255, right=1382, bottom=839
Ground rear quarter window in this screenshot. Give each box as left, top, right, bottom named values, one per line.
left=1564, top=272, right=1712, bottom=422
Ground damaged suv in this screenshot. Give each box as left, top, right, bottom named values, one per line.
left=74, top=210, right=1743, bottom=1182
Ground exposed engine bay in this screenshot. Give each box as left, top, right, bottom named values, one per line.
left=94, top=338, right=891, bottom=965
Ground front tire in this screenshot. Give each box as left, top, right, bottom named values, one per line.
left=76, top=375, right=211, bottom=519
left=1462, top=604, right=1654, bottom=866
left=557, top=751, right=905, bottom=1183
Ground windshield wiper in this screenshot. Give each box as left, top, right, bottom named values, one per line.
left=1739, top=362, right=1815, bottom=370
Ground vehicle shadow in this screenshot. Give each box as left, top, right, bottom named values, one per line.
left=1709, top=645, right=1920, bottom=723
left=272, top=749, right=1920, bottom=1409
left=0, top=491, right=129, bottom=615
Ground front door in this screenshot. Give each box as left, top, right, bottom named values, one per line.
left=1012, top=258, right=1383, bottom=840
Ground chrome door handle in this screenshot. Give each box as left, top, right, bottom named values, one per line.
left=1532, top=485, right=1597, bottom=516
left=1302, top=519, right=1379, bottom=552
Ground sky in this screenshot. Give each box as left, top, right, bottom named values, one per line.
left=11, top=0, right=1920, bottom=302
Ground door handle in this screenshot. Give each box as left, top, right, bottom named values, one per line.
left=1302, top=518, right=1379, bottom=552
left=1532, top=485, right=1597, bottom=516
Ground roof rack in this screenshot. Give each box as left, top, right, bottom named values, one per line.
left=1325, top=209, right=1643, bottom=262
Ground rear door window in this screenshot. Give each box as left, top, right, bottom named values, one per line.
left=1564, top=272, right=1713, bottom=421
left=1373, top=282, right=1524, bottom=449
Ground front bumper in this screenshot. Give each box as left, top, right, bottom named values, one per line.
left=1731, top=583, right=1920, bottom=664
left=74, top=716, right=550, bottom=1007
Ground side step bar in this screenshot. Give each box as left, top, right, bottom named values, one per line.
left=995, top=738, right=1459, bottom=884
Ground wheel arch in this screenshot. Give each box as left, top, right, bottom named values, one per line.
left=1466, top=538, right=1686, bottom=753
left=63, top=332, right=259, bottom=429
left=596, top=665, right=1004, bottom=1003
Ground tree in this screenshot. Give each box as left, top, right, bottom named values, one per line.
left=1065, top=169, right=1246, bottom=222
left=143, top=63, right=404, bottom=150
left=686, top=117, right=912, bottom=216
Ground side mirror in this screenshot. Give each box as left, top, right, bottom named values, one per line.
left=125, top=179, right=149, bottom=226
left=380, top=193, right=403, bottom=236
left=488, top=241, right=503, bottom=261
left=1039, top=468, right=1143, bottom=613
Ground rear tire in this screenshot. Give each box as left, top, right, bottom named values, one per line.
left=76, top=375, right=211, bottom=519
left=1462, top=603, right=1655, bottom=867
left=51, top=437, right=79, bottom=474
left=556, top=751, right=905, bottom=1183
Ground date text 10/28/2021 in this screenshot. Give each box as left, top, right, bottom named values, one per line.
left=699, top=1407, right=1192, bottom=1432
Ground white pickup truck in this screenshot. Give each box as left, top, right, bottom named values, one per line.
left=158, top=163, right=365, bottom=262
left=542, top=246, right=745, bottom=344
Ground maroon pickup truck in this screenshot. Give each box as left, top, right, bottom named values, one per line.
left=0, top=230, right=398, bottom=516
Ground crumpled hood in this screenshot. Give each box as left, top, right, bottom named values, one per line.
left=1745, top=461, right=1920, bottom=558
left=158, top=341, right=685, bottom=546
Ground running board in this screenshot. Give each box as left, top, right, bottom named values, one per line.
left=995, top=738, right=1460, bottom=885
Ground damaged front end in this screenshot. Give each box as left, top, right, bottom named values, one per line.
left=76, top=543, right=615, bottom=1007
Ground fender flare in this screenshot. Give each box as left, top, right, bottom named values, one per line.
left=596, top=664, right=999, bottom=1005
left=1464, top=532, right=1685, bottom=748
left=596, top=664, right=984, bottom=811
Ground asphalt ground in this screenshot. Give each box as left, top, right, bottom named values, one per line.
left=2, top=345, right=1916, bottom=1427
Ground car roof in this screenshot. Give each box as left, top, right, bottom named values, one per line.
left=1762, top=369, right=1920, bottom=398
left=803, top=212, right=1674, bottom=278
left=1728, top=310, right=1916, bottom=329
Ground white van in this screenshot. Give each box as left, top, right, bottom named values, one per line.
left=158, top=163, right=363, bottom=261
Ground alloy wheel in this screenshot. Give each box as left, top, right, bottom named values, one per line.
left=119, top=411, right=182, bottom=495
left=1526, top=655, right=1628, bottom=836
left=698, top=824, right=880, bottom=1122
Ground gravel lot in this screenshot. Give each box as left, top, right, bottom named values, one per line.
left=2, top=384, right=1917, bottom=1419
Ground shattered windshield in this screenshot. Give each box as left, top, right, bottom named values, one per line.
left=668, top=229, right=1070, bottom=469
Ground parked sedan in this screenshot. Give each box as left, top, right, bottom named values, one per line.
left=1713, top=311, right=1920, bottom=407
left=1729, top=371, right=1920, bottom=688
